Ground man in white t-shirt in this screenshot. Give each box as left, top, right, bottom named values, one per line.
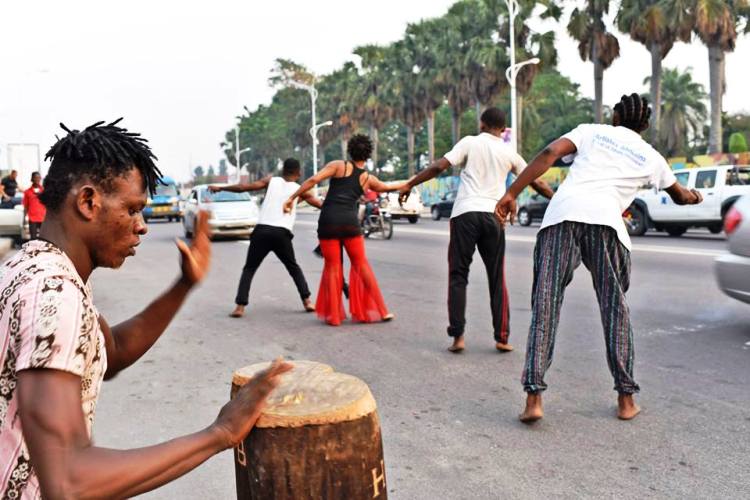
left=209, top=158, right=322, bottom=318
left=399, top=107, right=553, bottom=353
left=496, top=93, right=703, bottom=423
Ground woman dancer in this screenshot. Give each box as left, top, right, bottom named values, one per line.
left=284, top=134, right=407, bottom=326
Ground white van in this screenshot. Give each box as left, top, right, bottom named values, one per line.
left=386, top=188, right=424, bottom=224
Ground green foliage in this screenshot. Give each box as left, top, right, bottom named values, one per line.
left=729, top=131, right=749, bottom=153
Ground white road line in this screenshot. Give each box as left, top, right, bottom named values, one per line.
left=263, top=220, right=725, bottom=258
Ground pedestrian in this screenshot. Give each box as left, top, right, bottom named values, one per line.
left=0, top=119, right=291, bottom=499
left=22, top=171, right=46, bottom=239
left=0, top=169, right=18, bottom=208
left=398, top=107, right=553, bottom=353
left=209, top=158, right=322, bottom=318
left=284, top=134, right=407, bottom=325
left=495, top=93, right=703, bottom=423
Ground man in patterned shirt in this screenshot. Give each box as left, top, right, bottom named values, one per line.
left=0, top=120, right=292, bottom=499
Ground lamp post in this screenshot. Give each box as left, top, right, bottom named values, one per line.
left=503, top=0, right=539, bottom=154
left=289, top=80, right=333, bottom=197
left=228, top=126, right=251, bottom=183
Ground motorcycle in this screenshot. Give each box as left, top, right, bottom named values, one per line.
left=361, top=196, right=394, bottom=240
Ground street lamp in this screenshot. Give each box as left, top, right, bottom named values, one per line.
left=289, top=80, right=333, bottom=196
left=226, top=126, right=251, bottom=183
left=502, top=0, right=539, bottom=154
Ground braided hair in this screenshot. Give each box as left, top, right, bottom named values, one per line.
left=613, top=93, right=651, bottom=132
left=41, top=119, right=162, bottom=211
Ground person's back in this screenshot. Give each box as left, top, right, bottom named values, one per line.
left=257, top=176, right=300, bottom=232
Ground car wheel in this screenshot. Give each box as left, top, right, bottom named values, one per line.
left=709, top=224, right=723, bottom=234
left=666, top=226, right=687, bottom=237
left=623, top=206, right=647, bottom=236
left=431, top=206, right=441, bottom=221
left=517, top=209, right=532, bottom=226
left=408, top=216, right=418, bottom=224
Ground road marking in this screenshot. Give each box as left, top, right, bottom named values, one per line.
left=269, top=220, right=725, bottom=258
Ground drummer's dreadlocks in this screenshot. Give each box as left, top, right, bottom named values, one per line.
left=613, top=93, right=651, bottom=133
left=40, top=118, right=162, bottom=211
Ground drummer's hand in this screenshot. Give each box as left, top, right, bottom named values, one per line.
left=211, top=358, right=293, bottom=449
left=176, top=210, right=211, bottom=286
left=494, top=193, right=517, bottom=228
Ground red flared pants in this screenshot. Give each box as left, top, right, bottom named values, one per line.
left=316, top=236, right=389, bottom=325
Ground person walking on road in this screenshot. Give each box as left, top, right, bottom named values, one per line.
left=0, top=119, right=291, bottom=499
left=209, top=158, right=322, bottom=318
left=398, top=107, right=554, bottom=353
left=22, top=171, right=46, bottom=239
left=495, top=93, right=704, bottom=423
left=284, top=134, right=407, bottom=326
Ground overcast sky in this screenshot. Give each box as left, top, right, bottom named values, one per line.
left=1, top=0, right=749, bottom=182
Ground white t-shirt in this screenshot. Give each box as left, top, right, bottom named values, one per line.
left=541, top=124, right=677, bottom=250
left=258, top=177, right=300, bottom=231
left=443, top=132, right=527, bottom=219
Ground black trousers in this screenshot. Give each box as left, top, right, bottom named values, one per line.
left=235, top=224, right=311, bottom=306
left=447, top=212, right=509, bottom=342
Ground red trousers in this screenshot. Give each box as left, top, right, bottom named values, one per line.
left=316, top=236, right=389, bottom=325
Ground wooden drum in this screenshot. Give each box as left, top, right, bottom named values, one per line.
left=231, top=360, right=387, bottom=499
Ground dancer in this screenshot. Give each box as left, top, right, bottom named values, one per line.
left=284, top=134, right=406, bottom=326
left=495, top=94, right=703, bottom=423
left=209, top=158, right=322, bottom=318
left=0, top=119, right=291, bottom=499
left=399, top=107, right=553, bottom=352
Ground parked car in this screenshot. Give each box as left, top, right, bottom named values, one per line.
left=517, top=193, right=550, bottom=226
left=386, top=188, right=423, bottom=223
left=430, top=191, right=457, bottom=220
left=625, top=165, right=750, bottom=237
left=0, top=194, right=29, bottom=245
left=144, top=176, right=182, bottom=222
left=715, top=195, right=750, bottom=303
left=182, top=184, right=259, bottom=239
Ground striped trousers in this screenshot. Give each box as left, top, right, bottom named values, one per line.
left=522, top=222, right=640, bottom=394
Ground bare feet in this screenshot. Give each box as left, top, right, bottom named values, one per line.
left=495, top=342, right=514, bottom=352
left=617, top=393, right=641, bottom=420
left=519, top=393, right=543, bottom=424
left=448, top=335, right=465, bottom=353
left=229, top=305, right=245, bottom=318
left=382, top=313, right=395, bottom=322
left=303, top=298, right=315, bottom=312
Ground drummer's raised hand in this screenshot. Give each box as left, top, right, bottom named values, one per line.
left=212, top=358, right=294, bottom=448
left=176, top=210, right=211, bottom=286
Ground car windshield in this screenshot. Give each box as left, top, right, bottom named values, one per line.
left=201, top=190, right=251, bottom=203
left=154, top=184, right=178, bottom=197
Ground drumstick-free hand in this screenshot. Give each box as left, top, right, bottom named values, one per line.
left=211, top=358, right=293, bottom=448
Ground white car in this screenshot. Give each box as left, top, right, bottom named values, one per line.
left=182, top=184, right=259, bottom=239
left=625, top=165, right=750, bottom=237
left=0, top=195, right=29, bottom=245
left=386, top=188, right=423, bottom=224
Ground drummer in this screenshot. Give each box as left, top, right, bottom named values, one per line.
left=0, top=119, right=292, bottom=499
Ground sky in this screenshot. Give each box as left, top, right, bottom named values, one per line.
left=1, top=0, right=749, bottom=182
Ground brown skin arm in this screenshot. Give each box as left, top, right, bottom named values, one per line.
left=284, top=161, right=342, bottom=213
left=300, top=190, right=323, bottom=209
left=103, top=212, right=211, bottom=378
left=208, top=176, right=271, bottom=193
left=18, top=360, right=292, bottom=499
left=665, top=182, right=703, bottom=205
left=398, top=157, right=452, bottom=203
left=365, top=175, right=409, bottom=193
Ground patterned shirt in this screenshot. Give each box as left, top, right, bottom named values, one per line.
left=0, top=240, right=107, bottom=499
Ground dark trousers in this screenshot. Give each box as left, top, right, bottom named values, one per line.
left=234, top=224, right=311, bottom=306
left=447, top=212, right=509, bottom=342
left=29, top=222, right=42, bottom=240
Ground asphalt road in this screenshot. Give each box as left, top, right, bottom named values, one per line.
left=90, top=214, right=749, bottom=499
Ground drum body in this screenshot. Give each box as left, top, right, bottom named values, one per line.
left=231, top=361, right=387, bottom=500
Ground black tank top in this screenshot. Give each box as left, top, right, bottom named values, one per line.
left=318, top=162, right=366, bottom=239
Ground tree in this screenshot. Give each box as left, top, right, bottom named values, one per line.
left=219, top=159, right=228, bottom=177
left=568, top=0, right=621, bottom=123
left=354, top=44, right=394, bottom=171
left=692, top=0, right=750, bottom=153
left=193, top=166, right=204, bottom=179
left=647, top=67, right=707, bottom=157
left=729, top=132, right=749, bottom=153
left=617, top=0, right=693, bottom=143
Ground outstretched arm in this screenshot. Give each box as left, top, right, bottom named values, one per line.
left=366, top=175, right=410, bottom=193
left=300, top=190, right=323, bottom=209
left=284, top=161, right=340, bottom=213
left=209, top=176, right=271, bottom=193
left=397, top=158, right=452, bottom=202
left=18, top=359, right=292, bottom=499
left=665, top=182, right=702, bottom=205
left=103, top=211, right=211, bottom=378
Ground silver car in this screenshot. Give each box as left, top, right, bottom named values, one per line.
left=182, top=184, right=259, bottom=239
left=715, top=195, right=750, bottom=303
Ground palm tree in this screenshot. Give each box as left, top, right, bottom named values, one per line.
left=568, top=0, right=621, bottom=123
left=616, top=0, right=693, bottom=144
left=647, top=67, right=707, bottom=156
left=354, top=45, right=394, bottom=170
left=692, top=0, right=749, bottom=153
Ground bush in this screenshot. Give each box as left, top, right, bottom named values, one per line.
left=728, top=132, right=748, bottom=153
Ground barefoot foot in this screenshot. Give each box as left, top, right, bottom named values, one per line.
left=519, top=393, right=543, bottom=424
left=495, top=342, right=514, bottom=352
left=229, top=305, right=245, bottom=318
left=303, top=298, right=315, bottom=312
left=448, top=335, right=465, bottom=353
left=617, top=394, right=641, bottom=420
